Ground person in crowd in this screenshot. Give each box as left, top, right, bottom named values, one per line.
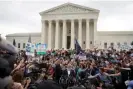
left=127, top=80, right=133, bottom=89
left=1, top=40, right=133, bottom=89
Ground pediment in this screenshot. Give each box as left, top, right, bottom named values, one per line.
left=40, top=3, right=99, bottom=15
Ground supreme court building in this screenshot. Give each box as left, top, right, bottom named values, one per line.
left=40, top=3, right=99, bottom=49
left=6, top=3, right=133, bottom=50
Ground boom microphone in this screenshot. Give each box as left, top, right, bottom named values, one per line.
left=0, top=36, right=18, bottom=54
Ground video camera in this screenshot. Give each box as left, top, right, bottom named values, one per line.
left=0, top=36, right=18, bottom=89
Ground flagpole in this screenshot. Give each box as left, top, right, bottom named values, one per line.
left=74, top=31, right=77, bottom=50
left=28, top=34, right=31, bottom=43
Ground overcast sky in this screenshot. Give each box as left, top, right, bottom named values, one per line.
left=0, top=0, right=133, bottom=37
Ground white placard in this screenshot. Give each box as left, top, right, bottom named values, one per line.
left=79, top=55, right=86, bottom=60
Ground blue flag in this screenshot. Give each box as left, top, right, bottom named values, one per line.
left=75, top=38, right=82, bottom=54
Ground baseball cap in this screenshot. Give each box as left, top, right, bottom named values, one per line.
left=37, top=80, right=62, bottom=89
left=127, top=80, right=133, bottom=89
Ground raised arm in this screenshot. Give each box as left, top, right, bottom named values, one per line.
left=106, top=72, right=121, bottom=77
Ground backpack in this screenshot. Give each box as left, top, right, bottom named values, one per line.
left=59, top=75, right=68, bottom=88
left=59, top=76, right=67, bottom=85
left=67, top=76, right=76, bottom=87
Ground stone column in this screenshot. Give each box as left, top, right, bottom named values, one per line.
left=94, top=19, right=97, bottom=46
left=62, top=20, right=67, bottom=49
left=55, top=20, right=60, bottom=49
left=86, top=19, right=90, bottom=49
left=48, top=20, right=52, bottom=49
left=71, top=20, right=75, bottom=49
left=78, top=19, right=82, bottom=48
left=41, top=20, right=46, bottom=44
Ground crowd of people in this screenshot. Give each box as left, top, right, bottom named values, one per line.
left=1, top=47, right=133, bottom=89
